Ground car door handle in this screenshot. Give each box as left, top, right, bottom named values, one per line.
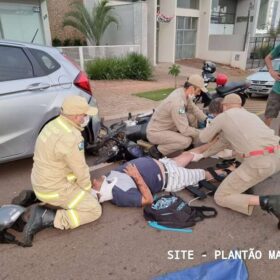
left=26, top=83, right=51, bottom=91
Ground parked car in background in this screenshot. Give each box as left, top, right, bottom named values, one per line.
left=246, top=58, right=280, bottom=97
left=0, top=40, right=100, bottom=164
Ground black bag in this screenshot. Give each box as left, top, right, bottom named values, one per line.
left=143, top=194, right=217, bottom=229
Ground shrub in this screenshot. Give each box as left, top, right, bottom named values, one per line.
left=168, top=64, right=181, bottom=88
left=250, top=44, right=273, bottom=59
left=63, top=39, right=72, bottom=46
left=73, top=38, right=82, bottom=46
left=86, top=53, right=153, bottom=80
left=52, top=37, right=62, bottom=47
left=124, top=53, right=153, bottom=80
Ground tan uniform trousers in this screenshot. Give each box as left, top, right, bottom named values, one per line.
left=148, top=113, right=199, bottom=155
left=214, top=154, right=280, bottom=215
left=35, top=185, right=102, bottom=230
left=148, top=130, right=193, bottom=155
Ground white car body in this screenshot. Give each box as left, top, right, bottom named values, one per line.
left=246, top=59, right=280, bottom=96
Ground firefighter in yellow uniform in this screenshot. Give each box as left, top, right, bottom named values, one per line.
left=23, top=95, right=102, bottom=246
left=199, top=94, right=280, bottom=228
left=147, top=74, right=208, bottom=158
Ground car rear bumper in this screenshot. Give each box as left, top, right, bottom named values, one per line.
left=88, top=97, right=101, bottom=143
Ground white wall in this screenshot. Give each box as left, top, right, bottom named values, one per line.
left=134, top=2, right=147, bottom=56
left=40, top=0, right=51, bottom=46
left=158, top=0, right=176, bottom=63
left=196, top=0, right=211, bottom=59
left=209, top=34, right=245, bottom=51
left=195, top=0, right=248, bottom=70
left=147, top=0, right=157, bottom=65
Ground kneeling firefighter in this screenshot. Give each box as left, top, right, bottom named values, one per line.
left=18, top=96, right=102, bottom=246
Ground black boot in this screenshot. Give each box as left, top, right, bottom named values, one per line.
left=22, top=205, right=55, bottom=247
left=11, top=190, right=39, bottom=207
left=260, top=195, right=280, bottom=229
left=149, top=145, right=163, bottom=159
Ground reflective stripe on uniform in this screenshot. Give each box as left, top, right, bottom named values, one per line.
left=83, top=183, right=92, bottom=191
left=68, top=190, right=86, bottom=209
left=67, top=173, right=77, bottom=183
left=68, top=209, right=80, bottom=228
left=56, top=118, right=72, bottom=133
left=66, top=174, right=91, bottom=191
left=34, top=190, right=59, bottom=200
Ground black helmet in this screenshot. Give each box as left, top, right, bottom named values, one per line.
left=0, top=204, right=26, bottom=245
left=125, top=143, right=144, bottom=160
left=202, top=61, right=216, bottom=74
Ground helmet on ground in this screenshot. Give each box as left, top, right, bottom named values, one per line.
left=216, top=73, right=228, bottom=86
left=0, top=204, right=26, bottom=232
left=202, top=61, right=216, bottom=74
left=0, top=204, right=26, bottom=245
left=126, top=144, right=144, bottom=160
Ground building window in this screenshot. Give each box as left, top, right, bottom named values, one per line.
left=257, top=0, right=270, bottom=31
left=210, top=0, right=237, bottom=35
left=177, top=0, right=199, bottom=10
left=0, top=3, right=45, bottom=44
left=176, top=16, right=198, bottom=59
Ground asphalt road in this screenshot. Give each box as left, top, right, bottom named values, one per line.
left=0, top=116, right=280, bottom=280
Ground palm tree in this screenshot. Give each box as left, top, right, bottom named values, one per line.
left=63, top=1, right=118, bottom=46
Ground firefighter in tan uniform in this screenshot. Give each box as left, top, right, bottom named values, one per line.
left=147, top=74, right=208, bottom=158
left=22, top=95, right=102, bottom=246
left=189, top=98, right=234, bottom=161
left=199, top=94, right=280, bottom=228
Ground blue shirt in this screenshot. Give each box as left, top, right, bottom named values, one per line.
left=109, top=157, right=164, bottom=207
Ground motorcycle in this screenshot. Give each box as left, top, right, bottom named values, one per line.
left=197, top=61, right=250, bottom=107
left=86, top=119, right=146, bottom=163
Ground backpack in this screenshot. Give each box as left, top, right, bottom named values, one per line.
left=143, top=194, right=217, bottom=229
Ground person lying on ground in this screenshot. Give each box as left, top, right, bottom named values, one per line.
left=91, top=153, right=234, bottom=207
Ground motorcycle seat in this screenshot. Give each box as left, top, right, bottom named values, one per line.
left=216, top=81, right=249, bottom=95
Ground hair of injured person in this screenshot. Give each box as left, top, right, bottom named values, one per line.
left=208, top=97, right=223, bottom=116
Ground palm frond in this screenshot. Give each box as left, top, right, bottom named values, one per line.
left=63, top=0, right=119, bottom=46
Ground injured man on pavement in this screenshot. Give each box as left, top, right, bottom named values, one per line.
left=91, top=153, right=234, bottom=207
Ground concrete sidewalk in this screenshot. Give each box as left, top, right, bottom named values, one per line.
left=91, top=60, right=266, bottom=120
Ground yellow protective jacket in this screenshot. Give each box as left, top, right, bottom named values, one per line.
left=31, top=115, right=92, bottom=198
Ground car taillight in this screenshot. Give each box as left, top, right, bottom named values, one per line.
left=74, top=71, right=92, bottom=95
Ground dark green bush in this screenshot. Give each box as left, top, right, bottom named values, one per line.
left=63, top=39, right=72, bottom=46
left=124, top=53, right=153, bottom=80
left=250, top=44, right=273, bottom=59
left=52, top=37, right=62, bottom=47
left=85, top=53, right=153, bottom=80
left=73, top=38, right=81, bottom=46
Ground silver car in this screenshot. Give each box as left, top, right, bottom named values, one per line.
left=246, top=59, right=280, bottom=96
left=0, top=40, right=100, bottom=164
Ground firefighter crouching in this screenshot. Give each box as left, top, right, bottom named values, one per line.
left=23, top=95, right=102, bottom=246
left=199, top=94, right=280, bottom=228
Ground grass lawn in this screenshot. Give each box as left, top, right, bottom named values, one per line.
left=134, top=88, right=174, bottom=101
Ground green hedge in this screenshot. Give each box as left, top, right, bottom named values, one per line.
left=86, top=53, right=153, bottom=80
left=250, top=44, right=273, bottom=59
